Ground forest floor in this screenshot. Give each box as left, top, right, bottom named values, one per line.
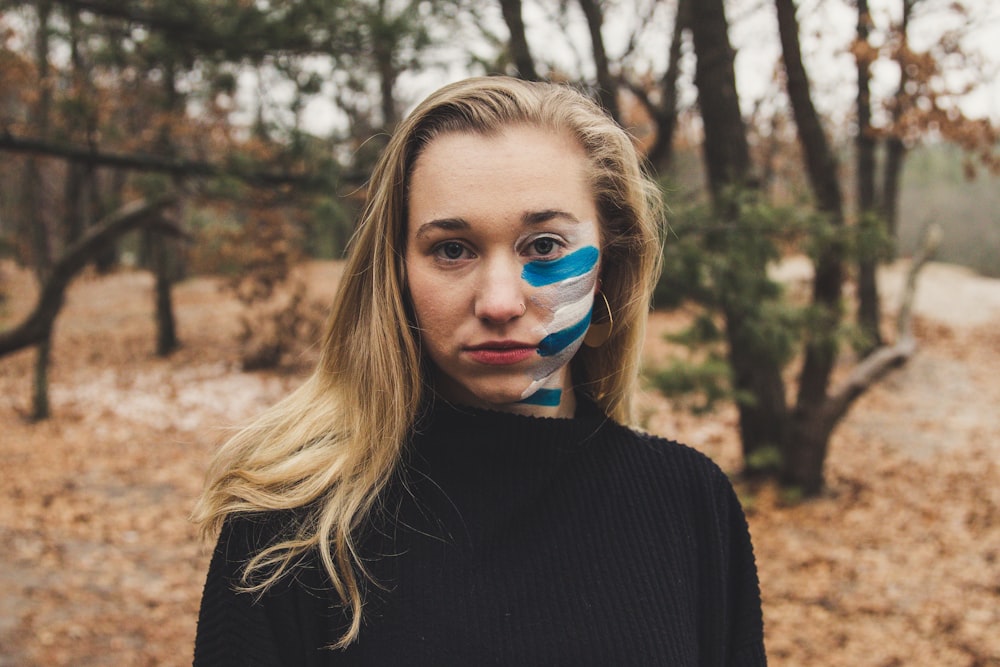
left=1, top=258, right=998, bottom=666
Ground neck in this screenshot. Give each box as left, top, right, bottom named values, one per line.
left=430, top=376, right=578, bottom=419
left=509, top=387, right=577, bottom=418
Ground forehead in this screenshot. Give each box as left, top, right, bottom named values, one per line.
left=406, top=125, right=597, bottom=230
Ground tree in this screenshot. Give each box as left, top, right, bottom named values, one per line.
left=650, top=0, right=955, bottom=494
left=1, top=0, right=471, bottom=416
left=26, top=0, right=55, bottom=419
left=855, top=0, right=883, bottom=350
left=498, top=0, right=539, bottom=80
left=853, top=0, right=999, bottom=343
left=575, top=0, right=619, bottom=119
left=1, top=1, right=296, bottom=412
left=0, top=196, right=179, bottom=357
left=773, top=0, right=849, bottom=493
left=624, top=0, right=690, bottom=173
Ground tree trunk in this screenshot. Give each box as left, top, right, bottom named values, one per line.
left=646, top=0, right=689, bottom=172
left=855, top=0, right=883, bottom=350
left=689, top=0, right=789, bottom=469
left=373, top=0, right=399, bottom=131
left=27, top=0, right=55, bottom=417
left=498, top=0, right=538, bottom=81
left=880, top=0, right=914, bottom=248
left=31, top=335, right=53, bottom=421
left=152, top=64, right=182, bottom=357
left=726, top=310, right=790, bottom=473
left=24, top=0, right=55, bottom=275
left=689, top=0, right=751, bottom=195
left=91, top=166, right=118, bottom=272
left=577, top=0, right=619, bottom=120
left=154, top=238, right=179, bottom=355
left=23, top=159, right=51, bottom=273
left=64, top=162, right=86, bottom=244
left=882, top=137, right=906, bottom=244
left=784, top=408, right=835, bottom=495
left=775, top=0, right=847, bottom=494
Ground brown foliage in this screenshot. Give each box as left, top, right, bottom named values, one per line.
left=877, top=14, right=1000, bottom=175
left=215, top=202, right=327, bottom=370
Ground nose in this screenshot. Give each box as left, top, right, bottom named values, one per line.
left=474, top=257, right=526, bottom=323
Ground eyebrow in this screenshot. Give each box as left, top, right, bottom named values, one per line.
left=413, top=218, right=470, bottom=240
left=522, top=209, right=582, bottom=226
left=414, top=209, right=582, bottom=240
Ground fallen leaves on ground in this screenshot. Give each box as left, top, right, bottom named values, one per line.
left=1, top=259, right=997, bottom=666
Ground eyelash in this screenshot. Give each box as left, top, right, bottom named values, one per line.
left=525, top=236, right=564, bottom=258
left=432, top=241, right=471, bottom=262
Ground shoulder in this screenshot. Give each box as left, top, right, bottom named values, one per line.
left=586, top=418, right=746, bottom=520
left=209, top=508, right=313, bottom=577
left=598, top=419, right=733, bottom=487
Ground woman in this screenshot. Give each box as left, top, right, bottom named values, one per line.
left=193, top=76, right=766, bottom=665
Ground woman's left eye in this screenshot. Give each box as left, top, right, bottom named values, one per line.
left=526, top=236, right=563, bottom=258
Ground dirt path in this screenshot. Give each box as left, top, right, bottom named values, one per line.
left=1, top=259, right=998, bottom=665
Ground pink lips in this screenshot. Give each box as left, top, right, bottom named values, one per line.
left=464, top=341, right=537, bottom=365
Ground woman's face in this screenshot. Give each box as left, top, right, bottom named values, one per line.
left=405, top=125, right=601, bottom=417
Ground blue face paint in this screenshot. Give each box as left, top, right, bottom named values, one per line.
left=522, top=246, right=600, bottom=287
left=518, top=387, right=562, bottom=407
left=537, top=307, right=592, bottom=357
left=518, top=243, right=601, bottom=407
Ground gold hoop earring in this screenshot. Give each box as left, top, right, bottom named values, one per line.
left=584, top=292, right=613, bottom=348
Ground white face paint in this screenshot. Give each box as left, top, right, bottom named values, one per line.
left=518, top=243, right=600, bottom=407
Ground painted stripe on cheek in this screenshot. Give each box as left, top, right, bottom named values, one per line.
left=537, top=308, right=592, bottom=357
left=518, top=388, right=562, bottom=406
left=545, top=289, right=595, bottom=333
left=522, top=246, right=600, bottom=287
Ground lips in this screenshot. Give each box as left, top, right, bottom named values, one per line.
left=463, top=340, right=537, bottom=365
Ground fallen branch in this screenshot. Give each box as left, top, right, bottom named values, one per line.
left=822, top=224, right=942, bottom=425
left=0, top=195, right=180, bottom=357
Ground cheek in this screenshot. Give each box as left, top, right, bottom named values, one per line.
left=407, top=269, right=463, bottom=342
left=534, top=272, right=597, bottom=325
left=527, top=246, right=601, bottom=331
left=406, top=266, right=436, bottom=326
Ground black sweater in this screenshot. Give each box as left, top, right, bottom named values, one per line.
left=194, top=399, right=766, bottom=666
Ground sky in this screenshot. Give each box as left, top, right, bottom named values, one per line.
left=278, top=0, right=1000, bottom=137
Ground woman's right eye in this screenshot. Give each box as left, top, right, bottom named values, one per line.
left=434, top=241, right=469, bottom=261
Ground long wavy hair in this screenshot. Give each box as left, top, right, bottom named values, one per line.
left=192, top=76, right=664, bottom=647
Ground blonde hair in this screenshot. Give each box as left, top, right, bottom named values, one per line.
left=191, top=76, right=663, bottom=647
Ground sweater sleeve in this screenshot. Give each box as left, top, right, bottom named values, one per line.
left=193, top=517, right=285, bottom=667
left=192, top=516, right=342, bottom=667
left=716, top=472, right=767, bottom=666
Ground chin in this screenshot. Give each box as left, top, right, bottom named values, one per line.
left=471, top=388, right=530, bottom=408
left=444, top=382, right=533, bottom=410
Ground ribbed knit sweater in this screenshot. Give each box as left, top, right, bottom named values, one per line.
left=194, top=398, right=766, bottom=666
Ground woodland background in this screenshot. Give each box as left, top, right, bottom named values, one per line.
left=1, top=0, right=999, bottom=664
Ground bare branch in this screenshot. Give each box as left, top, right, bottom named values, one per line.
left=822, top=223, right=942, bottom=425
left=0, top=195, right=179, bottom=357
left=49, top=0, right=360, bottom=60
left=895, top=223, right=942, bottom=337
left=0, top=131, right=355, bottom=188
